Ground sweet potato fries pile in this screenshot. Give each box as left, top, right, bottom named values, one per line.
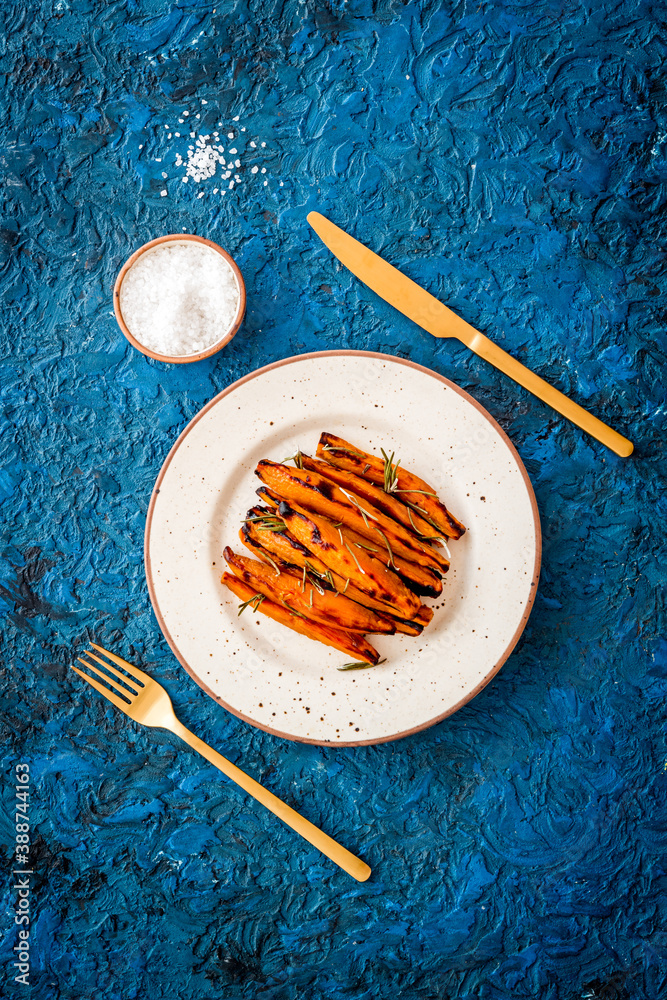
left=221, top=433, right=465, bottom=668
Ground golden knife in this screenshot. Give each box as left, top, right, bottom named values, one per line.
left=307, top=211, right=633, bottom=458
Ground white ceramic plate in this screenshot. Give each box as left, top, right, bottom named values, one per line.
left=145, top=351, right=540, bottom=745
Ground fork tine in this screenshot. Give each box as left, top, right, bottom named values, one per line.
left=76, top=657, right=136, bottom=702
left=90, top=642, right=152, bottom=685
left=82, top=650, right=143, bottom=692
left=71, top=665, right=133, bottom=714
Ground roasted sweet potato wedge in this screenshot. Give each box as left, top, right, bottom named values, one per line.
left=278, top=502, right=421, bottom=619
left=316, top=433, right=466, bottom=540
left=243, top=525, right=424, bottom=631
left=256, top=487, right=444, bottom=594
left=414, top=605, right=434, bottom=627
left=255, top=460, right=449, bottom=573
left=221, top=572, right=381, bottom=663
left=241, top=507, right=312, bottom=570
left=300, top=455, right=439, bottom=541
left=224, top=547, right=396, bottom=635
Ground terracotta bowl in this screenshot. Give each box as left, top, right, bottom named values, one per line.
left=113, top=234, right=246, bottom=364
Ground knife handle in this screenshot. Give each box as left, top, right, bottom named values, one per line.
left=467, top=331, right=634, bottom=457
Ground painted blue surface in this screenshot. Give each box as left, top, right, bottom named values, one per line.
left=1, top=1, right=666, bottom=997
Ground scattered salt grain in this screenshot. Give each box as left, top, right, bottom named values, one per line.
left=233, top=116, right=240, bottom=121
left=228, top=132, right=234, bottom=138
left=183, top=111, right=190, bottom=117
left=160, top=190, right=167, bottom=196
left=120, top=242, right=240, bottom=357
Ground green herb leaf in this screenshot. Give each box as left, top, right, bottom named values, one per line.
left=244, top=514, right=286, bottom=532
left=238, top=593, right=265, bottom=616
left=344, top=540, right=365, bottom=574
left=261, top=552, right=282, bottom=576
left=380, top=448, right=401, bottom=493
left=337, top=658, right=387, bottom=671
left=394, top=488, right=437, bottom=497
left=283, top=450, right=304, bottom=469
left=282, top=601, right=308, bottom=621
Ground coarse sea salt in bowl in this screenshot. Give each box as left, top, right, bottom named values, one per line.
left=113, top=234, right=246, bottom=363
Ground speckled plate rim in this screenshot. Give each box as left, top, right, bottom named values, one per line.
left=144, top=350, right=542, bottom=746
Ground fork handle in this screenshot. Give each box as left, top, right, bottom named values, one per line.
left=169, top=720, right=371, bottom=882
left=465, top=330, right=634, bottom=457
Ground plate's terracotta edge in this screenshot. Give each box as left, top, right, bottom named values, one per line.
left=144, top=349, right=542, bottom=747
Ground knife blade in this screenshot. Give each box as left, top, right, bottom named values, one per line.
left=307, top=211, right=633, bottom=458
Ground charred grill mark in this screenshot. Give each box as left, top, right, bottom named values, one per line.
left=396, top=574, right=440, bottom=598
left=308, top=524, right=334, bottom=550
left=283, top=533, right=311, bottom=556
left=256, top=486, right=280, bottom=505
left=312, top=477, right=335, bottom=501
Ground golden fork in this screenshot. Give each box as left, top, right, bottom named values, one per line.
left=72, top=643, right=371, bottom=882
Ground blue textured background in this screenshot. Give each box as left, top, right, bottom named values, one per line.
left=1, top=1, right=666, bottom=997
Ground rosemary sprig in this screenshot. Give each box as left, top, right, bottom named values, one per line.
left=342, top=578, right=350, bottom=593
left=355, top=541, right=379, bottom=553
left=377, top=529, right=396, bottom=569
left=261, top=551, right=282, bottom=576
left=394, top=488, right=437, bottom=497
left=321, top=442, right=364, bottom=456
left=344, top=541, right=365, bottom=574
left=381, top=448, right=401, bottom=493
left=301, top=566, right=307, bottom=592
left=339, top=488, right=375, bottom=528
left=244, top=514, right=286, bottom=532
left=238, top=593, right=265, bottom=616
left=362, top=463, right=371, bottom=474
left=282, top=601, right=308, bottom=621
left=402, top=499, right=431, bottom=520
left=309, top=588, right=314, bottom=607
left=283, top=450, right=304, bottom=469
left=337, top=658, right=387, bottom=672
left=406, top=506, right=442, bottom=542
left=307, top=572, right=325, bottom=595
